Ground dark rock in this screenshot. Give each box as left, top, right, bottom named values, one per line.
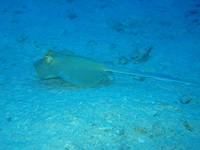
left=183, top=120, right=193, bottom=132
left=118, top=56, right=129, bottom=65
left=67, top=12, right=78, bottom=20
left=192, top=18, right=199, bottom=24
left=112, top=22, right=126, bottom=33
left=189, top=9, right=198, bottom=15
left=195, top=3, right=200, bottom=7
left=6, top=117, right=12, bottom=122
left=179, top=96, right=192, bottom=104
left=131, top=45, right=153, bottom=64
left=16, top=35, right=28, bottom=43
left=13, top=10, right=24, bottom=15
left=2, top=8, right=8, bottom=13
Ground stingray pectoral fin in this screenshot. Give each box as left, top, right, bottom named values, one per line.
left=58, top=69, right=111, bottom=88
left=58, top=71, right=93, bottom=87
left=58, top=72, right=74, bottom=83
left=105, top=68, right=200, bottom=86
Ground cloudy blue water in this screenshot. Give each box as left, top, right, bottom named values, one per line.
left=0, top=0, right=200, bottom=149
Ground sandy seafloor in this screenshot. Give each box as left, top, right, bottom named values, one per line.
left=0, top=0, right=200, bottom=150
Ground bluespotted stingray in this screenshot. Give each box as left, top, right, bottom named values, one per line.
left=34, top=50, right=199, bottom=88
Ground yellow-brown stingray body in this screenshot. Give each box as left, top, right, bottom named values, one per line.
left=34, top=50, right=111, bottom=88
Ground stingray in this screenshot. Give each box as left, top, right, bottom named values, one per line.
left=34, top=50, right=199, bottom=88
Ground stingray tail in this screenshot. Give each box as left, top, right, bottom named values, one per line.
left=106, top=68, right=200, bottom=86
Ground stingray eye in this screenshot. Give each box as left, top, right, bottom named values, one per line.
left=44, top=50, right=55, bottom=64
left=45, top=55, right=54, bottom=64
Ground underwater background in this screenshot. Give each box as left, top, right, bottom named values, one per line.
left=0, top=0, right=200, bottom=149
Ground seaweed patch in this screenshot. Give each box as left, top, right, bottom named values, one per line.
left=131, top=45, right=153, bottom=64
left=182, top=120, right=193, bottom=132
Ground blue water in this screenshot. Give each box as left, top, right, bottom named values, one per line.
left=0, top=0, right=200, bottom=149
